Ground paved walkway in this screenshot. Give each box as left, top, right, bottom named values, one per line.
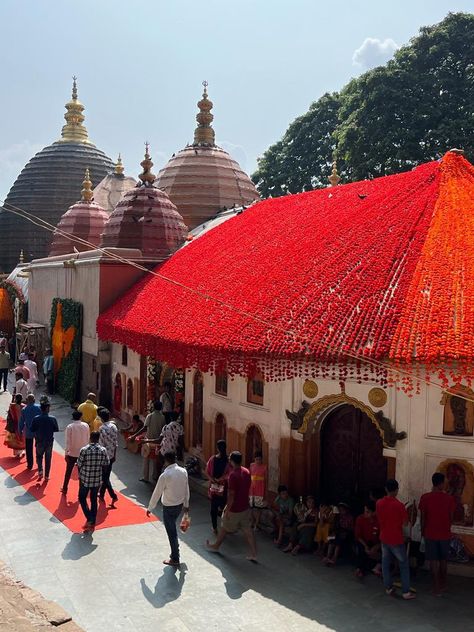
left=0, top=386, right=473, bottom=631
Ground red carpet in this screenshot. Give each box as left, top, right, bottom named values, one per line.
left=0, top=424, right=157, bottom=533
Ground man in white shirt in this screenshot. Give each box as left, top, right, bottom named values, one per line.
left=147, top=451, right=190, bottom=567
left=24, top=352, right=38, bottom=395
left=61, top=410, right=90, bottom=494
left=14, top=372, right=28, bottom=399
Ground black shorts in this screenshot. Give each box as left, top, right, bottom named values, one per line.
left=424, top=538, right=450, bottom=561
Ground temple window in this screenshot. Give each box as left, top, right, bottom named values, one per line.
left=247, top=374, right=264, bottom=406
left=122, top=345, right=128, bottom=366
left=215, top=372, right=228, bottom=396
left=441, top=386, right=474, bottom=437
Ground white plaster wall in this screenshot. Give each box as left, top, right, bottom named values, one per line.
left=28, top=260, right=100, bottom=355
left=111, top=343, right=141, bottom=416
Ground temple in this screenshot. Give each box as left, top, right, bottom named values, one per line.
left=0, top=79, right=114, bottom=271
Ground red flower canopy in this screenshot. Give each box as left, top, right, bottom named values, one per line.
left=97, top=151, right=474, bottom=387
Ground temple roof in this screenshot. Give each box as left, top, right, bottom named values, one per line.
left=0, top=79, right=114, bottom=272
left=92, top=155, right=137, bottom=213
left=155, top=83, right=258, bottom=230
left=100, top=147, right=188, bottom=259
left=97, top=151, right=474, bottom=387
left=49, top=169, right=110, bottom=256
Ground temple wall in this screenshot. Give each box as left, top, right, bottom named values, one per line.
left=111, top=343, right=141, bottom=423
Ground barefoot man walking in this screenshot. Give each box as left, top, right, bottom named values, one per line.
left=206, top=451, right=257, bottom=562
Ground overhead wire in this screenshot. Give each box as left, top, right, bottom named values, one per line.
left=1, top=195, right=473, bottom=403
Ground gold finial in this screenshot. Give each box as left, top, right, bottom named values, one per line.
left=115, top=153, right=124, bottom=176
left=81, top=168, right=93, bottom=202
left=139, top=142, right=156, bottom=185
left=19, top=250, right=24, bottom=264
left=193, top=80, right=215, bottom=146
left=328, top=160, right=340, bottom=187
left=58, top=76, right=90, bottom=144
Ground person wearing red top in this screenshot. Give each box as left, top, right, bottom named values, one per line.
left=355, top=500, right=381, bottom=578
left=419, top=472, right=456, bottom=595
left=376, top=479, right=415, bottom=600
left=206, top=451, right=257, bottom=561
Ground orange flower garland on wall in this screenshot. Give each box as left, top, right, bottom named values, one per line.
left=0, top=288, right=14, bottom=338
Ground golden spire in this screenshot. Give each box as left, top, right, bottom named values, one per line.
left=138, top=142, right=156, bottom=185
left=81, top=168, right=93, bottom=202
left=19, top=250, right=24, bottom=264
left=328, top=160, right=340, bottom=187
left=58, top=76, right=90, bottom=144
left=115, top=153, right=124, bottom=176
left=193, top=80, right=215, bottom=146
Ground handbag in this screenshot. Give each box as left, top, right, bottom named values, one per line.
left=210, top=482, right=225, bottom=495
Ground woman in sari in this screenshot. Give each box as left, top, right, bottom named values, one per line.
left=5, top=394, right=26, bottom=457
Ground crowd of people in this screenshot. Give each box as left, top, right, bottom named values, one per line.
left=0, top=338, right=460, bottom=591
left=203, top=440, right=458, bottom=599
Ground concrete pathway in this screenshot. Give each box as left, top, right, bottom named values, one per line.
left=0, top=385, right=473, bottom=631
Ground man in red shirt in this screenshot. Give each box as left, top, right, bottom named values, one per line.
left=419, top=472, right=456, bottom=595
left=355, top=500, right=381, bottom=577
left=376, top=479, right=415, bottom=600
left=206, top=451, right=257, bottom=561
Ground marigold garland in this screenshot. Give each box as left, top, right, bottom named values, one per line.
left=97, top=152, right=474, bottom=390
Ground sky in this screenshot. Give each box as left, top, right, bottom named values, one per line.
left=0, top=0, right=472, bottom=200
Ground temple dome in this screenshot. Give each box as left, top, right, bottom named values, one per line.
left=100, top=147, right=188, bottom=260
left=49, top=169, right=110, bottom=256
left=0, top=79, right=114, bottom=272
left=156, top=83, right=258, bottom=230
left=92, top=155, right=137, bottom=213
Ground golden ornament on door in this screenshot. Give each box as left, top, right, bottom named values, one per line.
left=303, top=380, right=318, bottom=399
left=368, top=387, right=387, bottom=408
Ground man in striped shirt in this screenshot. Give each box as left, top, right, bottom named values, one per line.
left=77, top=432, right=109, bottom=533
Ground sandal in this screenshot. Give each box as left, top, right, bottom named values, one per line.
left=402, top=592, right=416, bottom=600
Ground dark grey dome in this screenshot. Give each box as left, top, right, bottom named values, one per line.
left=0, top=80, right=114, bottom=272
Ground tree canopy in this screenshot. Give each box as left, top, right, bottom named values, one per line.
left=252, top=12, right=474, bottom=195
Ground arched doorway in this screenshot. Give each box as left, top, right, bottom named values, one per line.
left=320, top=405, right=386, bottom=511
left=245, top=424, right=263, bottom=467
left=193, top=371, right=203, bottom=447
left=215, top=413, right=226, bottom=443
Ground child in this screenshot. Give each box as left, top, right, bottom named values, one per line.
left=315, top=502, right=333, bottom=557
left=272, top=485, right=295, bottom=545
left=284, top=495, right=318, bottom=555
left=324, top=502, right=354, bottom=566
left=249, top=450, right=267, bottom=529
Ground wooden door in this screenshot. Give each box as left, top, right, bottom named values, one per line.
left=245, top=425, right=263, bottom=467
left=320, top=405, right=386, bottom=510
left=215, top=414, right=226, bottom=443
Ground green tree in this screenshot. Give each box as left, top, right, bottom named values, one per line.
left=337, top=12, right=474, bottom=180
left=252, top=92, right=343, bottom=197
left=252, top=12, right=474, bottom=193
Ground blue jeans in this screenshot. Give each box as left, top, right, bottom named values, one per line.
left=163, top=504, right=183, bottom=563
left=382, top=543, right=410, bottom=593
left=79, top=484, right=99, bottom=525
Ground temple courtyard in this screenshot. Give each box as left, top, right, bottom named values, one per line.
left=0, top=388, right=472, bottom=632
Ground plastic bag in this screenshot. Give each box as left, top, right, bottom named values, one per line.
left=180, top=512, right=191, bottom=533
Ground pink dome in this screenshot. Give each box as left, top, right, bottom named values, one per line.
left=49, top=169, right=109, bottom=256
left=100, top=148, right=188, bottom=259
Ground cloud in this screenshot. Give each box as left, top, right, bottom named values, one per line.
left=352, top=37, right=399, bottom=70
left=0, top=140, right=43, bottom=200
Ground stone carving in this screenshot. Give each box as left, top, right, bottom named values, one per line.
left=374, top=410, right=406, bottom=448
left=285, top=400, right=311, bottom=430
left=368, top=387, right=387, bottom=408
left=441, top=386, right=474, bottom=436
left=303, top=380, right=318, bottom=399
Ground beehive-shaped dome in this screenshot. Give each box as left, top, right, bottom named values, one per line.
left=49, top=169, right=110, bottom=256
left=100, top=147, right=188, bottom=260
left=0, top=79, right=114, bottom=272
left=92, top=155, right=137, bottom=213
left=156, top=83, right=258, bottom=230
